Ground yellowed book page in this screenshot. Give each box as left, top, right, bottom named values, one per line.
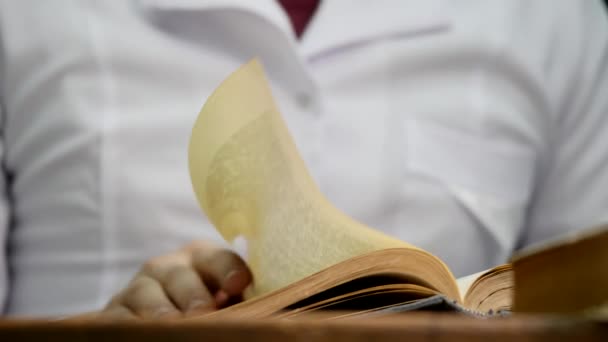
left=188, top=59, right=450, bottom=298
left=456, top=270, right=486, bottom=301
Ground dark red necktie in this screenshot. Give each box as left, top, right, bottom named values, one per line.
left=277, top=0, right=320, bottom=38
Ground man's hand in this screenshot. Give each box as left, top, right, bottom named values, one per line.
left=102, top=241, right=252, bottom=319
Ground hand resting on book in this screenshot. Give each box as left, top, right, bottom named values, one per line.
left=101, top=241, right=252, bottom=319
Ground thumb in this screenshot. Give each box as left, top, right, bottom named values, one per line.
left=221, top=265, right=252, bottom=296
left=190, top=243, right=252, bottom=298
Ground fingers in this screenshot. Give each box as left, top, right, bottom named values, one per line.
left=191, top=242, right=252, bottom=297
left=120, top=275, right=180, bottom=319
left=161, top=266, right=215, bottom=314
left=101, top=240, right=253, bottom=320
left=101, top=306, right=138, bottom=320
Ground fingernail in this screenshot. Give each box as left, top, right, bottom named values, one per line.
left=214, top=290, right=229, bottom=308
left=222, top=270, right=249, bottom=295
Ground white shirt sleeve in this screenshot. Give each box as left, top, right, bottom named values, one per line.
left=522, top=0, right=608, bottom=248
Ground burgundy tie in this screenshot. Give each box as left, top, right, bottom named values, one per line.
left=277, top=0, right=320, bottom=38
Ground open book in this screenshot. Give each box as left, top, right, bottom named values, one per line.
left=188, top=60, right=607, bottom=320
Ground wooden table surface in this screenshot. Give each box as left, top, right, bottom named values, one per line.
left=0, top=312, right=606, bottom=341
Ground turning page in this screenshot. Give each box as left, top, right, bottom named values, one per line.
left=188, top=60, right=429, bottom=298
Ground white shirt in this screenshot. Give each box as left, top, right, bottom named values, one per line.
left=0, top=0, right=607, bottom=316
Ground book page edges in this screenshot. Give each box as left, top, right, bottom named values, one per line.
left=197, top=248, right=461, bottom=319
